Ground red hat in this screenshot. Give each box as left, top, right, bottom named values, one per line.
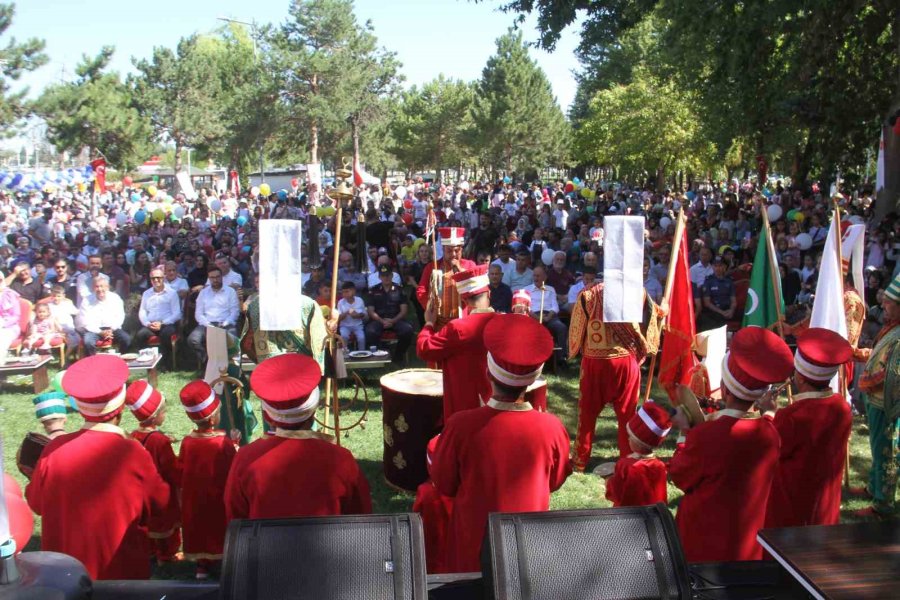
left=484, top=314, right=552, bottom=388
left=438, top=227, right=465, bottom=247
left=626, top=401, right=672, bottom=450
left=451, top=264, right=490, bottom=299
left=124, top=380, right=164, bottom=422
left=794, top=328, right=852, bottom=382
left=721, top=327, right=794, bottom=401
left=512, top=289, right=531, bottom=310
left=179, top=380, right=220, bottom=422
left=62, top=354, right=129, bottom=422
left=250, top=353, right=322, bottom=427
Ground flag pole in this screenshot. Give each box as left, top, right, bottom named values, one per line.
left=760, top=200, right=793, bottom=405
left=833, top=198, right=852, bottom=490
left=643, top=208, right=685, bottom=403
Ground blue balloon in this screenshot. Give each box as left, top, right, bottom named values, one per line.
left=277, top=189, right=288, bottom=200
left=130, top=192, right=141, bottom=203
left=573, top=177, right=581, bottom=185
left=84, top=165, right=93, bottom=174
left=237, top=216, right=248, bottom=226
left=10, top=174, right=22, bottom=188
left=134, top=210, right=147, bottom=224
left=502, top=176, right=511, bottom=184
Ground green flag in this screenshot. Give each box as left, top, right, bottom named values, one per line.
left=742, top=225, right=784, bottom=328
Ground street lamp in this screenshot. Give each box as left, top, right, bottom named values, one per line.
left=217, top=16, right=266, bottom=185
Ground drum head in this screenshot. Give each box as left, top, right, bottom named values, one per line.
left=380, top=368, right=443, bottom=397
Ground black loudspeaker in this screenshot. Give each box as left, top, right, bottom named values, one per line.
left=220, top=513, right=428, bottom=600
left=481, top=503, right=691, bottom=600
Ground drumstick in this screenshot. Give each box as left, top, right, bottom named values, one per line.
left=539, top=285, right=545, bottom=324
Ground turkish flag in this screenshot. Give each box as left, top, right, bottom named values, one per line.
left=229, top=170, right=240, bottom=196
left=90, top=158, right=107, bottom=194
left=657, top=225, right=697, bottom=402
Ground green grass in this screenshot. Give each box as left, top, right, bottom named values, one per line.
left=0, top=357, right=882, bottom=579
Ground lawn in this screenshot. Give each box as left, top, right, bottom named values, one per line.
left=0, top=355, right=880, bottom=579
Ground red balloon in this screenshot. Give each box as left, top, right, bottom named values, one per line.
left=401, top=213, right=413, bottom=224
left=564, top=183, right=575, bottom=193
left=4, top=490, right=34, bottom=553
left=122, top=176, right=133, bottom=187
left=3, top=473, right=22, bottom=497
left=291, top=178, right=299, bottom=188
left=893, top=120, right=900, bottom=136
left=403, top=200, right=413, bottom=209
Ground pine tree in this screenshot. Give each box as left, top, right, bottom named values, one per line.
left=0, top=2, right=48, bottom=133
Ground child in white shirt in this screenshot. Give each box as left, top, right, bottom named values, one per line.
left=337, top=281, right=366, bottom=351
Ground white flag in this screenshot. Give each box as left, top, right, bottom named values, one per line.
left=810, top=215, right=847, bottom=395
left=602, top=216, right=645, bottom=323
left=876, top=128, right=885, bottom=193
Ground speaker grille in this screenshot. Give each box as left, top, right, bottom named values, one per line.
left=222, top=514, right=426, bottom=600
left=486, top=505, right=689, bottom=600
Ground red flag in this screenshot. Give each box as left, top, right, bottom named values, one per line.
left=90, top=158, right=107, bottom=194
left=657, top=225, right=697, bottom=402
left=229, top=170, right=240, bottom=196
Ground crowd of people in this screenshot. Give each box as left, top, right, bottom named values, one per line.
left=2, top=174, right=899, bottom=582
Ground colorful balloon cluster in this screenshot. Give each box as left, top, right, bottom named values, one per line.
left=1, top=165, right=96, bottom=193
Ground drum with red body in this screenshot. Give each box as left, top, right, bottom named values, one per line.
left=524, top=377, right=548, bottom=412
left=381, top=369, right=444, bottom=492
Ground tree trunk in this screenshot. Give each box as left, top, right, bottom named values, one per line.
left=351, top=117, right=360, bottom=182
left=174, top=143, right=183, bottom=175
left=310, top=121, right=319, bottom=165
left=655, top=164, right=666, bottom=191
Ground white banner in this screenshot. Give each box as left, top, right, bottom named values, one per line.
left=602, top=216, right=645, bottom=323
left=259, top=220, right=304, bottom=331
left=175, top=171, right=197, bottom=200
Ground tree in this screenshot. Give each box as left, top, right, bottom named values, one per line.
left=0, top=2, right=47, bottom=133
left=472, top=29, right=569, bottom=177
left=391, top=76, right=475, bottom=181
left=131, top=35, right=226, bottom=174
left=36, top=47, right=151, bottom=170
left=273, top=0, right=401, bottom=165
left=575, top=67, right=714, bottom=188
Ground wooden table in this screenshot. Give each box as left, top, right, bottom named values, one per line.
left=758, top=521, right=900, bottom=599
left=0, top=356, right=51, bottom=392
left=125, top=355, right=163, bottom=387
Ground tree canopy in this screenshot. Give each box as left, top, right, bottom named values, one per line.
left=0, top=2, right=47, bottom=134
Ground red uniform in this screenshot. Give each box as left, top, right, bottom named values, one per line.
left=416, top=309, right=494, bottom=420
left=179, top=431, right=236, bottom=560
left=130, top=428, right=182, bottom=559
left=431, top=401, right=572, bottom=572
left=764, top=391, right=852, bottom=528
left=669, top=411, right=780, bottom=562
left=26, top=424, right=171, bottom=580
left=412, top=481, right=454, bottom=574
left=415, top=259, right=477, bottom=309
left=605, top=454, right=668, bottom=507
left=224, top=430, right=372, bottom=520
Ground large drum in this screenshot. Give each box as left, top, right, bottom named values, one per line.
left=525, top=377, right=548, bottom=412
left=381, top=369, right=444, bottom=492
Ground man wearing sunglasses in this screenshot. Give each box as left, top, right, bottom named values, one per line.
left=135, top=267, right=182, bottom=369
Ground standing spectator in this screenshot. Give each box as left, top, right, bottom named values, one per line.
left=78, top=277, right=130, bottom=355
left=135, top=267, right=182, bottom=368
left=189, top=266, right=239, bottom=368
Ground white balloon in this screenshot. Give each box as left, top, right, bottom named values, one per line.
left=173, top=205, right=185, bottom=219
left=767, top=204, right=783, bottom=222
left=210, top=199, right=223, bottom=213
left=394, top=185, right=407, bottom=199
left=458, top=181, right=470, bottom=191
left=541, top=248, right=555, bottom=266
left=659, top=216, right=672, bottom=230
left=795, top=233, right=812, bottom=250
left=116, top=212, right=128, bottom=226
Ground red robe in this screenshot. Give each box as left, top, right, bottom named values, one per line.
left=431, top=400, right=572, bottom=572
left=764, top=391, right=851, bottom=528
left=224, top=430, right=372, bottom=520
left=130, top=429, right=182, bottom=542
left=415, top=259, right=477, bottom=308
left=26, top=423, right=171, bottom=580
left=179, top=431, right=236, bottom=559
left=416, top=309, right=494, bottom=420
left=668, top=410, right=780, bottom=562
left=605, top=454, right=668, bottom=507
left=412, top=480, right=454, bottom=574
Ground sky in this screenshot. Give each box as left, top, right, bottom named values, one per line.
left=6, top=0, right=583, bottom=151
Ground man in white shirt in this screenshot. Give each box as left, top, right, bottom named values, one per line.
left=188, top=265, right=240, bottom=368
left=490, top=245, right=516, bottom=278
left=502, top=250, right=534, bottom=292
left=524, top=265, right=568, bottom=365
left=77, top=276, right=130, bottom=356
left=135, top=267, right=182, bottom=368
left=553, top=199, right=568, bottom=229
left=75, top=255, right=109, bottom=307
left=565, top=266, right=599, bottom=312
left=213, top=253, right=243, bottom=290
left=163, top=260, right=189, bottom=300
left=689, top=246, right=714, bottom=287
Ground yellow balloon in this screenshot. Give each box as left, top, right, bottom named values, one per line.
left=147, top=185, right=158, bottom=197
left=152, top=208, right=165, bottom=222
left=77, top=182, right=87, bottom=193
left=259, top=183, right=271, bottom=196
left=318, top=205, right=336, bottom=217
